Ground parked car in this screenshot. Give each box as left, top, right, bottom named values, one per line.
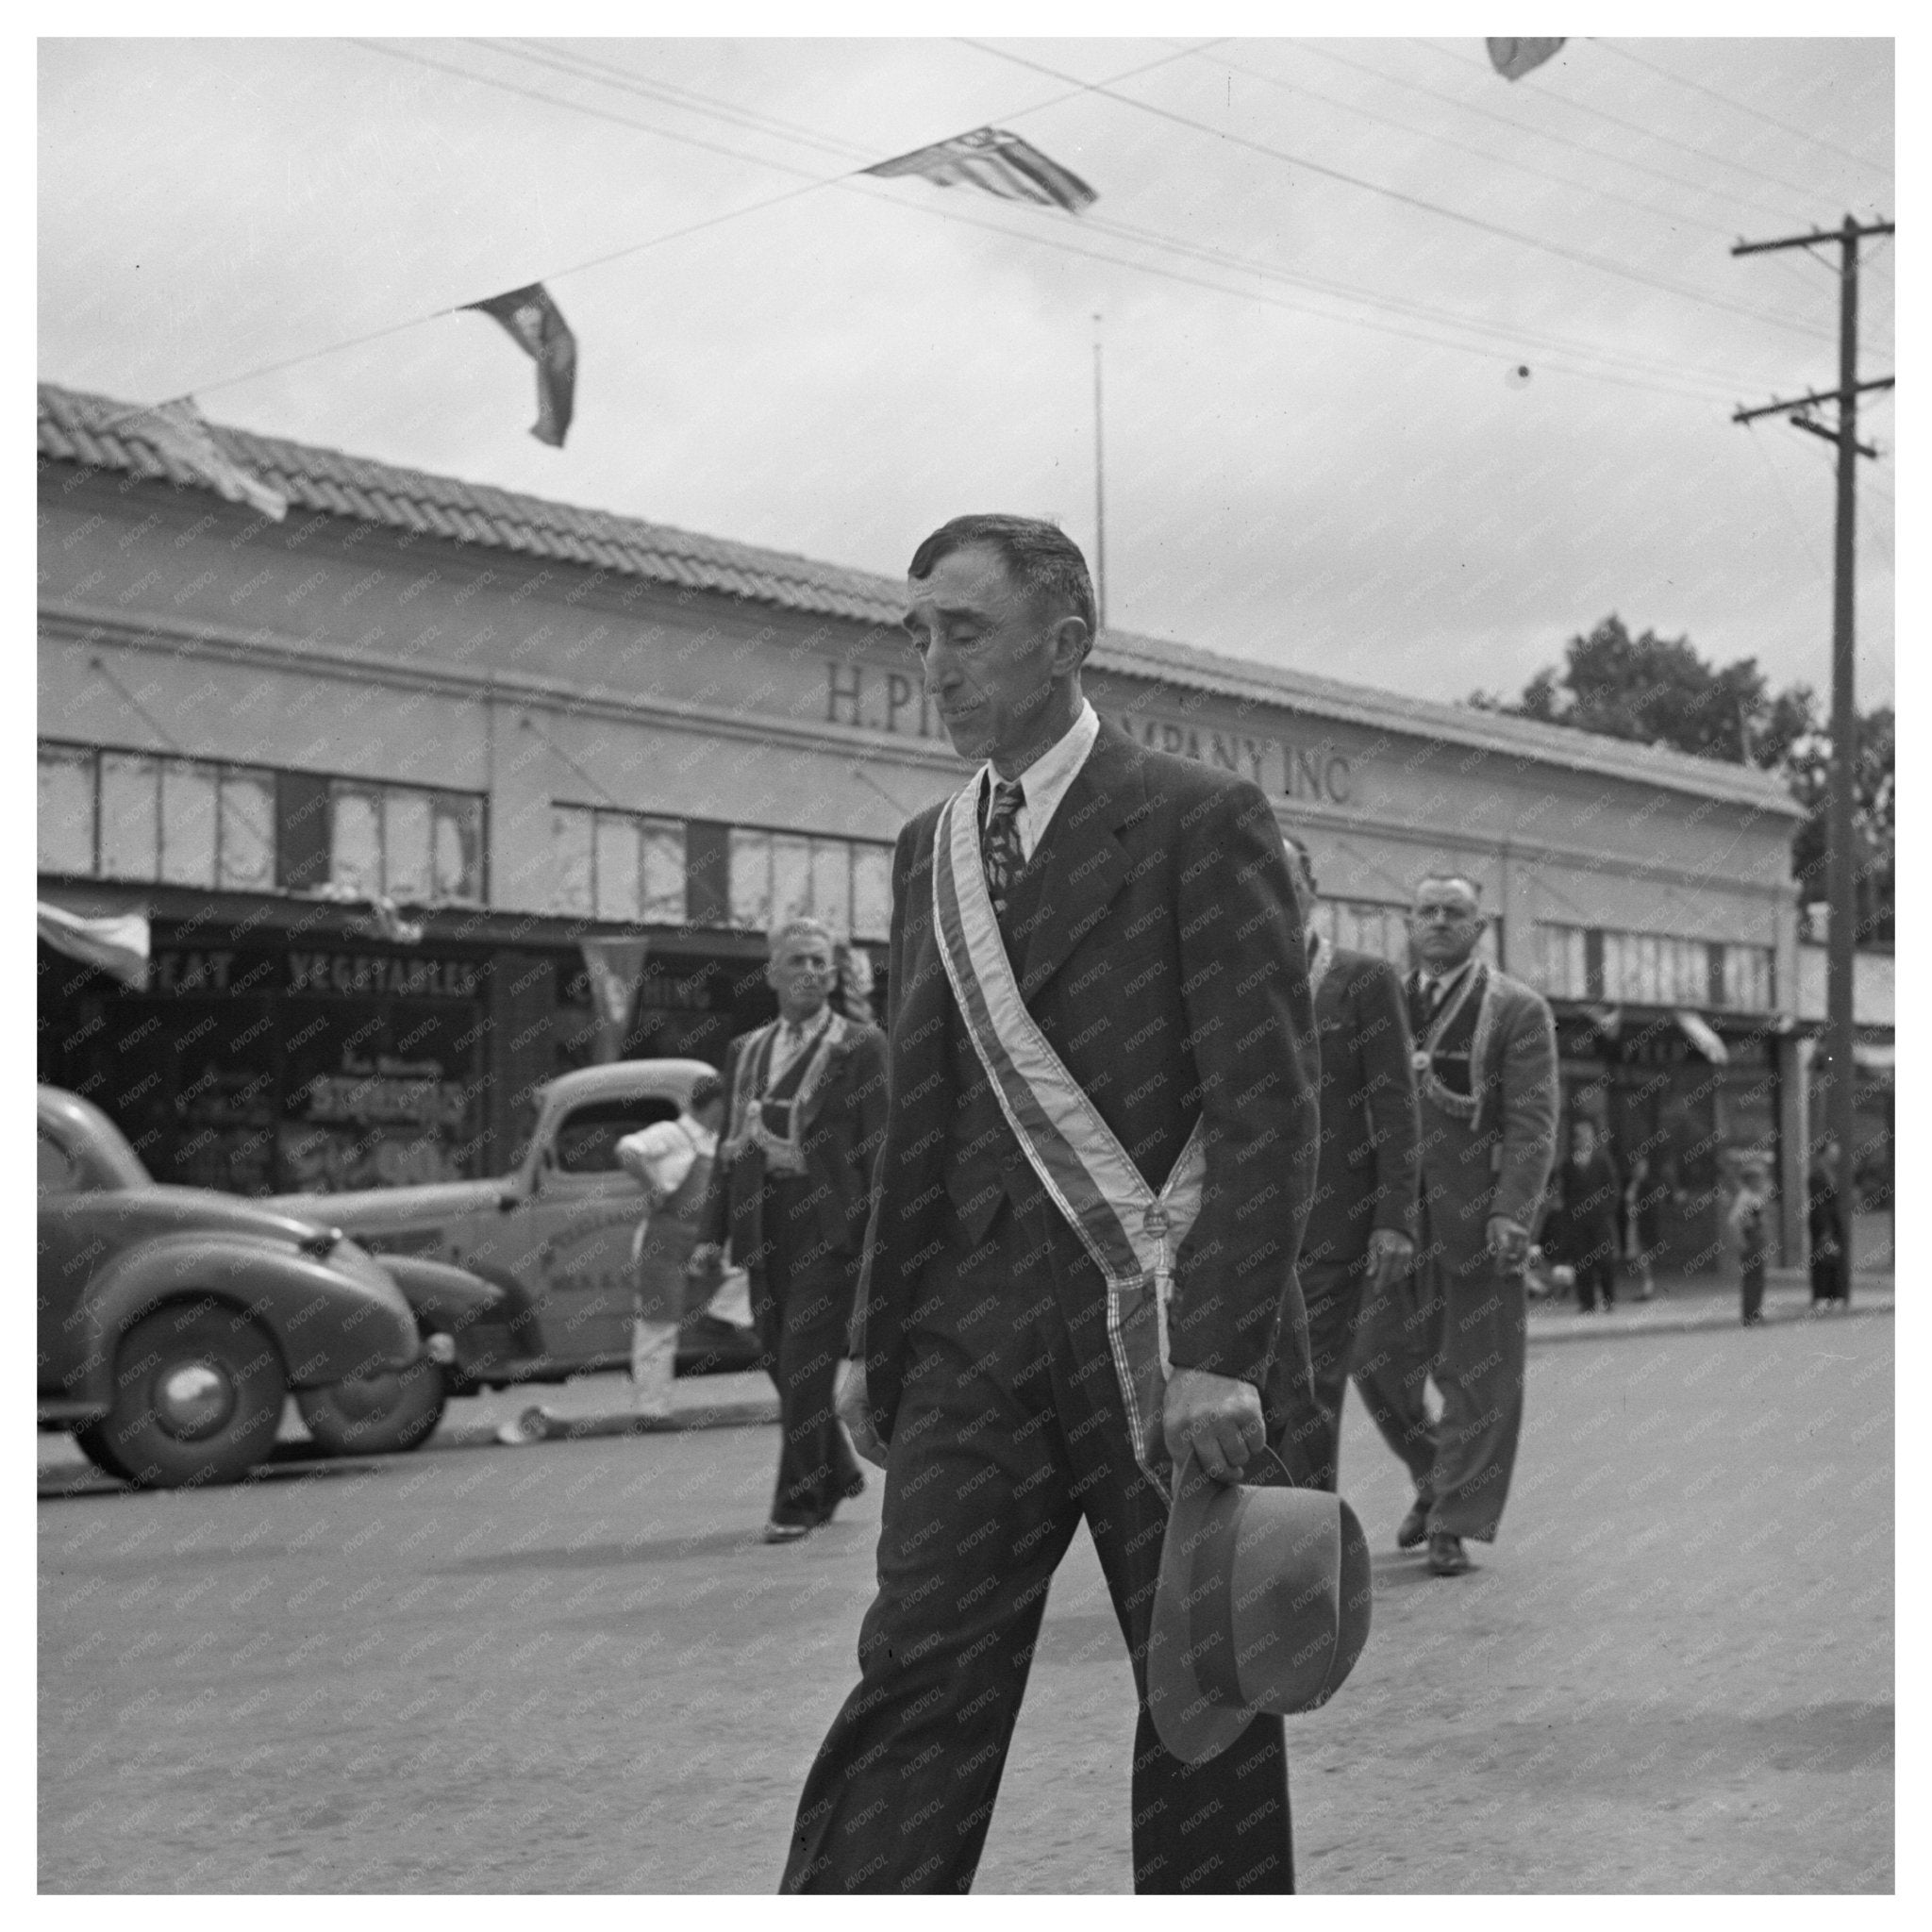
left=38, top=1085, right=435, bottom=1486
left=265, top=1059, right=763, bottom=1391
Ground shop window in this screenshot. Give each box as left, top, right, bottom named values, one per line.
left=852, top=845, right=892, bottom=942
left=729, top=828, right=774, bottom=931
left=551, top=805, right=688, bottom=924
left=217, top=772, right=275, bottom=891
left=811, top=839, right=852, bottom=938
left=1722, top=943, right=1774, bottom=1013
left=595, top=815, right=642, bottom=923
left=1536, top=924, right=1590, bottom=1001
left=772, top=836, right=812, bottom=928
left=158, top=763, right=219, bottom=887
left=430, top=795, right=484, bottom=904
left=385, top=790, right=434, bottom=903
left=99, top=753, right=161, bottom=880
left=38, top=744, right=95, bottom=875
left=551, top=805, right=594, bottom=916
left=330, top=787, right=384, bottom=897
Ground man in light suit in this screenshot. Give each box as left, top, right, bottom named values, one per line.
left=1278, top=836, right=1421, bottom=1495
left=1351, top=874, right=1558, bottom=1577
left=691, top=918, right=888, bottom=1542
left=781, top=515, right=1321, bottom=1893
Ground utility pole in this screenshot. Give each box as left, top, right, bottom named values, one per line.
left=1091, top=312, right=1108, bottom=632
left=1732, top=213, right=1893, bottom=1284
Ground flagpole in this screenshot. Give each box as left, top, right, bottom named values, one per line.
left=1091, top=313, right=1108, bottom=633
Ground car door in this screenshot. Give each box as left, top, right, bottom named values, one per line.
left=498, top=1093, right=682, bottom=1369
left=37, top=1127, right=96, bottom=1395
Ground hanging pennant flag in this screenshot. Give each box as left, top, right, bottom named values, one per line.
left=108, top=397, right=288, bottom=522
left=864, top=126, right=1097, bottom=214
left=1486, top=39, right=1567, bottom=82
left=463, top=282, right=578, bottom=447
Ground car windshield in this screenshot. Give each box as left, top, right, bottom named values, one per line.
left=553, top=1097, right=681, bottom=1174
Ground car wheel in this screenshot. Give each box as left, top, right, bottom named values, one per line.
left=92, top=1302, right=287, bottom=1488
left=296, top=1357, right=448, bottom=1457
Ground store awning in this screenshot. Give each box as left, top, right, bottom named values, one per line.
left=37, top=896, right=149, bottom=990
left=1674, top=1009, right=1730, bottom=1065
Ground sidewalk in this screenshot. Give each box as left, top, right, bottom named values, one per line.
left=1524, top=1265, right=1893, bottom=1343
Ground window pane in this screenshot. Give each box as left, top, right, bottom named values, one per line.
left=432, top=795, right=483, bottom=903
left=98, top=754, right=160, bottom=880
left=218, top=772, right=275, bottom=891
left=158, top=762, right=218, bottom=887
left=38, top=746, right=95, bottom=874
left=852, top=843, right=892, bottom=941
left=594, top=814, right=642, bottom=923
left=728, top=829, right=772, bottom=931
left=641, top=820, right=687, bottom=924
left=384, top=790, right=434, bottom=903
left=330, top=787, right=383, bottom=897
left=811, top=840, right=852, bottom=937
left=771, top=835, right=812, bottom=930
left=550, top=805, right=593, bottom=916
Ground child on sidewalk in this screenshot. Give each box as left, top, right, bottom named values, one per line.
left=1728, top=1156, right=1774, bottom=1326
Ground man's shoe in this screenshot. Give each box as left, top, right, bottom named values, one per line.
left=762, top=1520, right=811, bottom=1545
left=494, top=1405, right=554, bottom=1447
left=1396, top=1498, right=1430, bottom=1550
left=1427, top=1532, right=1472, bottom=1576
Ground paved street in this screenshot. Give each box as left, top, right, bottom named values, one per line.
left=40, top=1313, right=1891, bottom=1893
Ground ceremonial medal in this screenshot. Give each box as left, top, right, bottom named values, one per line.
left=1411, top=1049, right=1432, bottom=1074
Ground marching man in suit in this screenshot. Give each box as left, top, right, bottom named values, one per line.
left=781, top=514, right=1322, bottom=1894
left=691, top=918, right=888, bottom=1543
left=1278, top=836, right=1421, bottom=1494
left=1351, top=874, right=1558, bottom=1577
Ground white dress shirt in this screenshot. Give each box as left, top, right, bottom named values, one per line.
left=1414, top=956, right=1477, bottom=1016
left=616, top=1114, right=718, bottom=1204
left=976, top=699, right=1101, bottom=864
left=766, top=1002, right=833, bottom=1085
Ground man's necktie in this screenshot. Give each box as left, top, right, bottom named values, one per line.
left=981, top=778, right=1025, bottom=920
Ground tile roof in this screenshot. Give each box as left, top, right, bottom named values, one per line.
left=37, top=380, right=1799, bottom=815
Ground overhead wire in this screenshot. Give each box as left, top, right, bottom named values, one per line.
left=1588, top=38, right=1893, bottom=177
left=1415, top=38, right=1840, bottom=206
left=957, top=39, right=1838, bottom=346
left=476, top=37, right=1771, bottom=399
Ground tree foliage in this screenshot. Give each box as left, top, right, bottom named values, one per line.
left=1471, top=616, right=1893, bottom=944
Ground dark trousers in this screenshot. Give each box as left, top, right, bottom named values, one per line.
left=1740, top=1248, right=1766, bottom=1324
left=782, top=1197, right=1293, bottom=1894
left=1351, top=1239, right=1527, bottom=1544
left=1292, top=1257, right=1369, bottom=1494
left=752, top=1174, right=862, bottom=1528
left=1573, top=1252, right=1617, bottom=1311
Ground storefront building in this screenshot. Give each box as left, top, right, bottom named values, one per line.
left=39, top=381, right=1884, bottom=1268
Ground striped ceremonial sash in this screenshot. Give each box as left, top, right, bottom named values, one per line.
left=931, top=784, right=1204, bottom=1482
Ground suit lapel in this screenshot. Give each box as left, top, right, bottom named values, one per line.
left=1010, top=721, right=1144, bottom=1004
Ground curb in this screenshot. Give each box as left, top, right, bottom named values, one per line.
left=1526, top=1296, right=1892, bottom=1346
left=431, top=1395, right=779, bottom=1452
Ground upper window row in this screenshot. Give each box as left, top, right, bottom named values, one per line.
left=1533, top=922, right=1774, bottom=1012
left=38, top=742, right=485, bottom=905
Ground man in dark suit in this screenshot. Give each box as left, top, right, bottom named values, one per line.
left=691, top=917, right=888, bottom=1543
left=780, top=514, right=1321, bottom=1895
left=1278, top=835, right=1420, bottom=1495
left=1350, top=874, right=1558, bottom=1578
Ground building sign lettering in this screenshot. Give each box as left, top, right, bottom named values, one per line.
left=824, top=658, right=1357, bottom=808
left=287, top=952, right=481, bottom=1001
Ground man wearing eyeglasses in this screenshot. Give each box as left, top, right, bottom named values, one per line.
left=1351, top=874, right=1557, bottom=1577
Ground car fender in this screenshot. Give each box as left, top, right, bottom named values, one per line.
left=59, top=1233, right=421, bottom=1410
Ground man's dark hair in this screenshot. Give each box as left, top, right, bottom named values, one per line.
left=688, top=1074, right=725, bottom=1114
left=908, top=514, right=1097, bottom=639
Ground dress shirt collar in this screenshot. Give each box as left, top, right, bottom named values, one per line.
left=1415, top=956, right=1477, bottom=1005
left=976, top=698, right=1101, bottom=864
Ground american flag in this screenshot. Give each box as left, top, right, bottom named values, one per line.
left=864, top=126, right=1097, bottom=214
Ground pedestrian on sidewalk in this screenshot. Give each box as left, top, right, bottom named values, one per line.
left=690, top=918, right=888, bottom=1542
left=1351, top=874, right=1559, bottom=1578
left=1546, top=1117, right=1623, bottom=1314
left=1277, top=833, right=1420, bottom=1495
left=1622, top=1151, right=1666, bottom=1300
left=1728, top=1155, right=1773, bottom=1326
left=1807, top=1138, right=1850, bottom=1310
left=615, top=1074, right=728, bottom=1422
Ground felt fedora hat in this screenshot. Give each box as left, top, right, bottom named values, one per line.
left=1145, top=1451, right=1372, bottom=1765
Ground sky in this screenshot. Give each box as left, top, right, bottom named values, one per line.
left=38, top=31, right=1898, bottom=712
